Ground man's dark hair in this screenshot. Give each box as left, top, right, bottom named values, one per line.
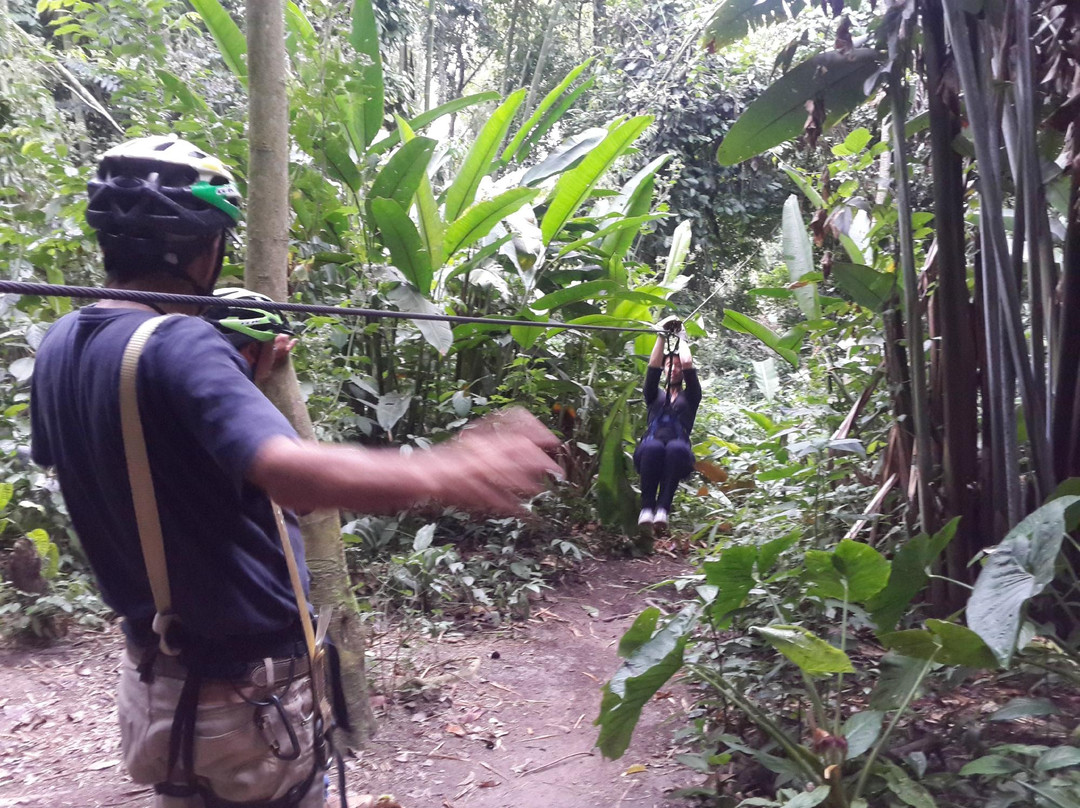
left=100, top=233, right=220, bottom=285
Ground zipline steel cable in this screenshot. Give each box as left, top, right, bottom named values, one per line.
left=0, top=281, right=664, bottom=336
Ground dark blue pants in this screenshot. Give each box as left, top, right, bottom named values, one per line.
left=634, top=437, right=694, bottom=511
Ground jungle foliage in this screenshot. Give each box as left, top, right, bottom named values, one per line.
left=1, top=0, right=1079, bottom=805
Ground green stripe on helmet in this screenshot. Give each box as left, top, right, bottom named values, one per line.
left=191, top=181, right=242, bottom=223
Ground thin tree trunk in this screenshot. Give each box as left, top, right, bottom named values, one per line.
left=890, top=69, right=935, bottom=535
left=502, top=0, right=522, bottom=94
left=423, top=0, right=435, bottom=110
left=524, top=0, right=562, bottom=116
left=246, top=0, right=375, bottom=745
left=592, top=0, right=605, bottom=47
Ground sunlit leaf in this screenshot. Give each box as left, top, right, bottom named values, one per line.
left=541, top=116, right=653, bottom=244
left=502, top=57, right=594, bottom=165
left=444, top=90, right=526, bottom=222
left=753, top=624, right=854, bottom=675
left=349, top=0, right=385, bottom=148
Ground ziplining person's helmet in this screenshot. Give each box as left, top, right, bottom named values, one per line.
left=86, top=135, right=241, bottom=291
left=206, top=288, right=293, bottom=349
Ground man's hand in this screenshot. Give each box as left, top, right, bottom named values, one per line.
left=431, top=408, right=563, bottom=514
left=253, top=334, right=298, bottom=386
left=658, top=315, right=682, bottom=333
left=250, top=407, right=562, bottom=517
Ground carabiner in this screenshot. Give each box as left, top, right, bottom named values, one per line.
left=256, top=695, right=302, bottom=761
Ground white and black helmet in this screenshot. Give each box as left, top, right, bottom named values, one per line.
left=86, top=136, right=242, bottom=239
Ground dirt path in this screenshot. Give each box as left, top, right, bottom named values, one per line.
left=0, top=557, right=696, bottom=808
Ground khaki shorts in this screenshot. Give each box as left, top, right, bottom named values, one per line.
left=117, top=649, right=326, bottom=808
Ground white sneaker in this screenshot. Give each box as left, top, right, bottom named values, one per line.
left=638, top=508, right=654, bottom=526
left=653, top=508, right=669, bottom=526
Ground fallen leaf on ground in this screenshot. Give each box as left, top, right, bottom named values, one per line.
left=86, top=759, right=119, bottom=771
left=622, top=763, right=647, bottom=776
left=445, top=723, right=466, bottom=737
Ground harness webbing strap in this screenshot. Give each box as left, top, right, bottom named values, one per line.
left=271, top=502, right=319, bottom=666
left=119, top=315, right=180, bottom=656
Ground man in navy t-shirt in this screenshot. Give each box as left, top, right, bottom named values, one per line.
left=30, top=136, right=559, bottom=807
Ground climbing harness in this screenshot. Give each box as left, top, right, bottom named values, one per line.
left=0, top=280, right=662, bottom=336
left=119, top=315, right=345, bottom=808
left=639, top=324, right=689, bottom=446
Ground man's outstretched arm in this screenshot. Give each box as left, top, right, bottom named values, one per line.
left=248, top=408, right=562, bottom=516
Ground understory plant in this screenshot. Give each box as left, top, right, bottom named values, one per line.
left=596, top=492, right=1080, bottom=807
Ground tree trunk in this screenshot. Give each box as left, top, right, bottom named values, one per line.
left=889, top=68, right=935, bottom=535
left=501, top=0, right=522, bottom=94
left=524, top=0, right=562, bottom=116
left=245, top=0, right=375, bottom=745
left=923, top=0, right=979, bottom=601
left=423, top=0, right=436, bottom=110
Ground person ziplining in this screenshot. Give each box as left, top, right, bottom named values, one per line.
left=634, top=316, right=701, bottom=529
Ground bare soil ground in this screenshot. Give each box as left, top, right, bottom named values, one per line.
left=0, top=557, right=697, bottom=808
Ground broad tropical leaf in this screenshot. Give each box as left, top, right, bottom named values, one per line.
left=370, top=198, right=432, bottom=295
left=370, top=92, right=501, bottom=156
left=968, top=496, right=1080, bottom=666
left=600, top=154, right=671, bottom=261
left=443, top=188, right=538, bottom=263
left=349, top=0, right=385, bottom=148
left=803, top=540, right=890, bottom=603
left=870, top=652, right=926, bottom=711
left=541, top=116, right=653, bottom=244
left=557, top=215, right=663, bottom=258
left=881, top=620, right=998, bottom=669
left=444, top=90, right=526, bottom=222
left=843, top=710, right=884, bottom=759
left=722, top=309, right=800, bottom=367
left=702, top=0, right=807, bottom=52
left=502, top=57, right=595, bottom=166
left=717, top=49, right=882, bottom=166
left=664, top=221, right=693, bottom=285
left=285, top=1, right=317, bottom=58
left=752, top=358, right=780, bottom=400
left=522, top=128, right=608, bottom=186
left=397, top=117, right=445, bottom=272
left=386, top=284, right=453, bottom=354
left=781, top=195, right=820, bottom=319
left=368, top=137, right=437, bottom=214
left=704, top=546, right=757, bottom=625
left=831, top=262, right=897, bottom=310
left=596, top=606, right=698, bottom=759
left=868, top=519, right=958, bottom=632
left=779, top=161, right=825, bottom=208
left=532, top=280, right=617, bottom=311
left=189, top=0, right=247, bottom=86
left=753, top=625, right=855, bottom=675
left=517, top=78, right=596, bottom=164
